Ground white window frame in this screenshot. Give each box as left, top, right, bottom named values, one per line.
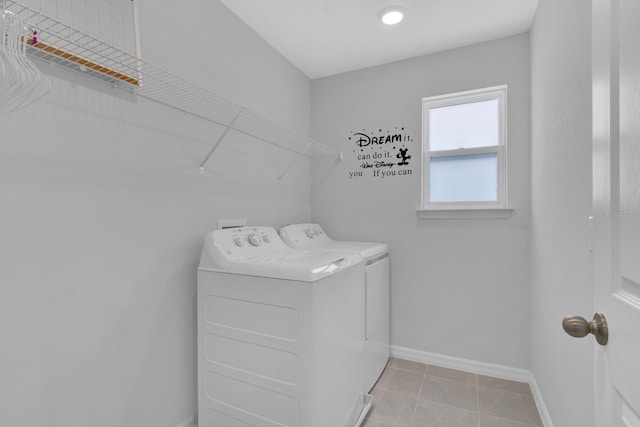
left=419, top=85, right=513, bottom=219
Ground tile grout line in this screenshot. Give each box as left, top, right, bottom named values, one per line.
left=408, top=364, right=429, bottom=427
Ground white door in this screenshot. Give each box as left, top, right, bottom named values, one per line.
left=591, top=0, right=640, bottom=425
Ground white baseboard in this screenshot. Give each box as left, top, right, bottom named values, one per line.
left=528, top=375, right=554, bottom=427
left=391, top=345, right=531, bottom=382
left=390, top=345, right=554, bottom=427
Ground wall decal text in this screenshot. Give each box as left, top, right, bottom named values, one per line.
left=347, top=127, right=414, bottom=180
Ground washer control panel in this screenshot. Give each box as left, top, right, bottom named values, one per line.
left=280, top=223, right=333, bottom=248
left=233, top=231, right=273, bottom=247
left=220, top=227, right=284, bottom=250
left=304, top=226, right=324, bottom=238
left=203, top=226, right=291, bottom=270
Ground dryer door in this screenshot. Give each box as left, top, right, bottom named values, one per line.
left=364, top=254, right=390, bottom=392
left=365, top=255, right=390, bottom=340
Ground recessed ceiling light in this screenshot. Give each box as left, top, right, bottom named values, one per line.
left=379, top=6, right=404, bottom=25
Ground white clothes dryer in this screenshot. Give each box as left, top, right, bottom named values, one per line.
left=197, top=226, right=372, bottom=427
left=279, top=223, right=390, bottom=393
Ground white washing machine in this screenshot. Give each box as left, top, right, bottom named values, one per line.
left=279, top=224, right=390, bottom=393
left=197, top=226, right=372, bottom=427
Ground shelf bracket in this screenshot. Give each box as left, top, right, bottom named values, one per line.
left=277, top=141, right=313, bottom=182
left=199, top=108, right=244, bottom=173
left=276, top=147, right=343, bottom=183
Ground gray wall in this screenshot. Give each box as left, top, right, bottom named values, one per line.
left=0, top=2, right=312, bottom=427
left=530, top=0, right=595, bottom=426
left=311, top=34, right=531, bottom=369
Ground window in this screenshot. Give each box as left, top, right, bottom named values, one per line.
left=420, top=85, right=511, bottom=217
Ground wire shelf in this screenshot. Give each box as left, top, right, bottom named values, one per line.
left=5, top=0, right=341, bottom=178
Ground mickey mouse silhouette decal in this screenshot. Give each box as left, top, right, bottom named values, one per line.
left=396, top=147, right=411, bottom=166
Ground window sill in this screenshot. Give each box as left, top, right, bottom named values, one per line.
left=416, top=207, right=515, bottom=219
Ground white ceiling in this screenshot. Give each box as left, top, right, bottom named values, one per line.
left=219, top=0, right=539, bottom=79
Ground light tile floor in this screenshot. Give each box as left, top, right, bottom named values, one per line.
left=362, top=358, right=543, bottom=427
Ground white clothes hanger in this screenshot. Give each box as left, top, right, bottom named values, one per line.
left=0, top=0, right=51, bottom=113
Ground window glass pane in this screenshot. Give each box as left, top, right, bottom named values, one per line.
left=429, top=99, right=499, bottom=151
left=429, top=152, right=498, bottom=202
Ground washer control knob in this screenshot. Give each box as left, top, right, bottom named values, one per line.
left=234, top=237, right=244, bottom=247
left=305, top=228, right=315, bottom=238
left=247, top=234, right=261, bottom=247
left=263, top=235, right=271, bottom=244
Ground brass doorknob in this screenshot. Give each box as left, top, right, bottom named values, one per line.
left=562, top=313, right=608, bottom=345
